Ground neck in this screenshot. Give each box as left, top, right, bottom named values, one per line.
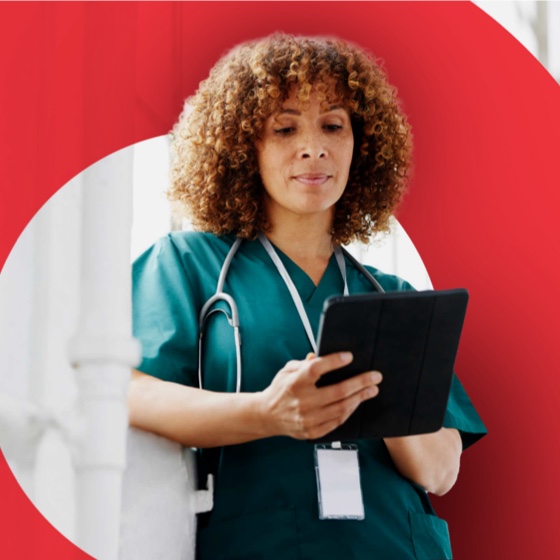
left=265, top=217, right=333, bottom=259
left=263, top=212, right=335, bottom=285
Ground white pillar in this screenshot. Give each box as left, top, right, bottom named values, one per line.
left=68, top=147, right=141, bottom=560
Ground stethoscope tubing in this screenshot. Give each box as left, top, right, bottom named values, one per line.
left=197, top=237, right=385, bottom=393
left=340, top=247, right=386, bottom=295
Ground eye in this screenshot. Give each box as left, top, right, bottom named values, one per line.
left=323, top=124, right=343, bottom=132
left=274, top=127, right=295, bottom=135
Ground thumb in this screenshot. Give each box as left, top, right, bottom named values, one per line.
left=305, top=352, right=316, bottom=361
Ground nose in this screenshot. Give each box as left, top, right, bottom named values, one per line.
left=299, top=129, right=326, bottom=159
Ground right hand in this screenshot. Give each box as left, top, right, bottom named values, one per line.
left=257, top=352, right=382, bottom=440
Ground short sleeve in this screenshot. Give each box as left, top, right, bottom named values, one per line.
left=132, top=235, right=200, bottom=387
left=442, top=374, right=487, bottom=450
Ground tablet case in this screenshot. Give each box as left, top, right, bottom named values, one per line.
left=314, top=289, right=469, bottom=441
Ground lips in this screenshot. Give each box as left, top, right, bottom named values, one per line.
left=293, top=173, right=331, bottom=186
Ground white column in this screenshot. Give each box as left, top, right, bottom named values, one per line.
left=68, top=147, right=141, bottom=560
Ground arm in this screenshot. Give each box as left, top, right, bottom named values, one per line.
left=383, top=428, right=462, bottom=496
left=128, top=369, right=267, bottom=448
left=128, top=352, right=383, bottom=448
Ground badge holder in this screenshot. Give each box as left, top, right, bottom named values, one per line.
left=314, top=442, right=365, bottom=520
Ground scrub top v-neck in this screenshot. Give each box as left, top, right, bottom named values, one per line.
left=262, top=237, right=348, bottom=347
left=132, top=231, right=487, bottom=560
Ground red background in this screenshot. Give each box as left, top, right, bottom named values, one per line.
left=1, top=1, right=559, bottom=558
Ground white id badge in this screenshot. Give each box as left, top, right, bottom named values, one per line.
left=314, top=443, right=365, bottom=520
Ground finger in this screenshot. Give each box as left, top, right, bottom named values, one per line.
left=311, top=385, right=379, bottom=428
left=317, top=370, right=383, bottom=405
left=300, top=418, right=341, bottom=441
left=305, top=352, right=354, bottom=382
left=305, top=352, right=315, bottom=361
left=282, top=359, right=304, bottom=373
left=301, top=386, right=375, bottom=439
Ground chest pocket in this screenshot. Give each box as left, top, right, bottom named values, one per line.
left=409, top=512, right=453, bottom=559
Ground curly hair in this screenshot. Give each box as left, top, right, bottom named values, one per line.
left=168, top=33, right=413, bottom=245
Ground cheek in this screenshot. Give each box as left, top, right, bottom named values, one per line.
left=259, top=163, right=272, bottom=189
left=333, top=132, right=354, bottom=162
left=341, top=142, right=354, bottom=177
left=264, top=145, right=290, bottom=178
left=256, top=147, right=271, bottom=179
left=257, top=147, right=282, bottom=192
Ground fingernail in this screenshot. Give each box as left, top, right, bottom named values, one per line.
left=371, top=371, right=382, bottom=383
left=339, top=352, right=353, bottom=363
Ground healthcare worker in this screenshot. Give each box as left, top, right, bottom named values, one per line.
left=129, top=34, right=487, bottom=559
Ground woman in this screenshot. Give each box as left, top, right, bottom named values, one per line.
left=129, top=34, right=486, bottom=559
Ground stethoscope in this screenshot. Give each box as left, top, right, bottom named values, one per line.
left=197, top=233, right=385, bottom=393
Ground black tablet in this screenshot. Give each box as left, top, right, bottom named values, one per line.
left=314, top=288, right=469, bottom=441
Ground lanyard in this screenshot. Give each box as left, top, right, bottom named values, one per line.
left=258, top=233, right=349, bottom=354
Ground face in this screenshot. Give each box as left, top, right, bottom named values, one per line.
left=256, top=86, right=354, bottom=225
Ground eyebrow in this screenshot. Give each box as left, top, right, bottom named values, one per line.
left=278, top=104, right=344, bottom=116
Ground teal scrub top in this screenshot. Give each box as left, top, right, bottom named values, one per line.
left=132, top=231, right=487, bottom=560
